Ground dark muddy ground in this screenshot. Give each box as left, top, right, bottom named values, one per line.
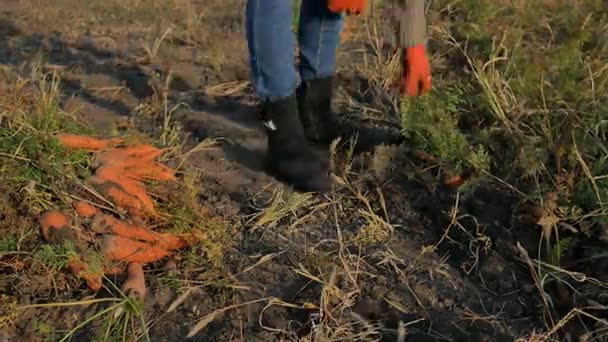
left=1, top=1, right=602, bottom=342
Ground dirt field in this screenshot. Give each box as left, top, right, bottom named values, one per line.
left=1, top=1, right=608, bottom=341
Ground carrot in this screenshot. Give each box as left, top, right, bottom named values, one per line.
left=125, top=162, right=176, bottom=181
left=91, top=214, right=187, bottom=250
left=95, top=181, right=152, bottom=218
left=104, top=185, right=150, bottom=217
left=115, top=144, right=163, bottom=160
left=68, top=256, right=103, bottom=292
left=92, top=144, right=164, bottom=169
left=91, top=214, right=159, bottom=242
left=157, top=233, right=189, bottom=250
left=442, top=173, right=466, bottom=188
left=40, top=211, right=99, bottom=290
left=94, top=165, right=126, bottom=183
left=91, top=145, right=175, bottom=183
left=94, top=167, right=155, bottom=213
left=101, top=234, right=170, bottom=263
left=39, top=209, right=84, bottom=247
left=40, top=210, right=70, bottom=241
left=115, top=177, right=154, bottom=212
left=91, top=150, right=129, bottom=169
left=56, top=133, right=123, bottom=151
left=121, top=263, right=146, bottom=300
left=104, top=263, right=126, bottom=276
left=74, top=201, right=99, bottom=218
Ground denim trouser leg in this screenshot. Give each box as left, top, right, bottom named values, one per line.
left=298, top=0, right=344, bottom=82
left=246, top=0, right=343, bottom=100
left=246, top=0, right=298, bottom=101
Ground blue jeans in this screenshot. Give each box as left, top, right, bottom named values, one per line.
left=246, top=0, right=344, bottom=101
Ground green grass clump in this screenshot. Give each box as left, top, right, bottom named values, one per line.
left=0, top=72, right=93, bottom=214
left=0, top=235, right=19, bottom=254
left=401, top=82, right=490, bottom=176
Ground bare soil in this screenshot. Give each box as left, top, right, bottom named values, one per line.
left=1, top=1, right=601, bottom=341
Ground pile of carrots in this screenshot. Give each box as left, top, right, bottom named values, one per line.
left=39, top=133, right=194, bottom=300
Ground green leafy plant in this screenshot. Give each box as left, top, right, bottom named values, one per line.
left=402, top=0, right=608, bottom=236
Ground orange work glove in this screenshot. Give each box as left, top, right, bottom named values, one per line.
left=400, top=44, right=432, bottom=97
left=328, top=0, right=368, bottom=15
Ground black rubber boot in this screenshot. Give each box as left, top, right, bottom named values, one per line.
left=296, top=76, right=405, bottom=153
left=261, top=93, right=332, bottom=193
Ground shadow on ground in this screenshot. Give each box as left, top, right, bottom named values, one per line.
left=0, top=16, right=267, bottom=183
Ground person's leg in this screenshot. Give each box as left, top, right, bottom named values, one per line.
left=296, top=1, right=404, bottom=153
left=246, top=0, right=299, bottom=100
left=246, top=0, right=331, bottom=193
left=297, top=0, right=344, bottom=82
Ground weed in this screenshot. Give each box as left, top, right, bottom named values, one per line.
left=159, top=274, right=181, bottom=292
left=92, top=295, right=147, bottom=342
left=32, top=242, right=78, bottom=271
left=33, top=321, right=57, bottom=340
left=0, top=235, right=18, bottom=254
left=401, top=83, right=490, bottom=176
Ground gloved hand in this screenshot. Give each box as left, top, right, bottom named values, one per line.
left=400, top=44, right=432, bottom=97
left=328, top=0, right=368, bottom=15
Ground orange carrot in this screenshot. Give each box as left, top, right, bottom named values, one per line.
left=104, top=263, right=126, bottom=276
left=121, top=263, right=146, bottom=299
left=95, top=181, right=152, bottom=218
left=125, top=162, right=176, bottom=181
left=94, top=167, right=155, bottom=213
left=92, top=150, right=129, bottom=169
left=40, top=210, right=99, bottom=290
left=91, top=145, right=175, bottom=182
left=39, top=209, right=82, bottom=246
left=74, top=201, right=99, bottom=218
left=91, top=214, right=187, bottom=250
left=92, top=144, right=164, bottom=168
left=91, top=214, right=159, bottom=242
left=94, top=165, right=126, bottom=183
left=40, top=210, right=70, bottom=241
left=122, top=144, right=164, bottom=160
left=442, top=173, right=466, bottom=188
left=68, top=256, right=103, bottom=292
left=101, top=234, right=170, bottom=263
left=115, top=177, right=154, bottom=212
left=56, top=133, right=123, bottom=151
left=157, top=233, right=189, bottom=250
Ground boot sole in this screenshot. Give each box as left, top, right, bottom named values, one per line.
left=264, top=161, right=332, bottom=194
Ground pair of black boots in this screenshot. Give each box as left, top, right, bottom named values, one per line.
left=261, top=76, right=402, bottom=193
